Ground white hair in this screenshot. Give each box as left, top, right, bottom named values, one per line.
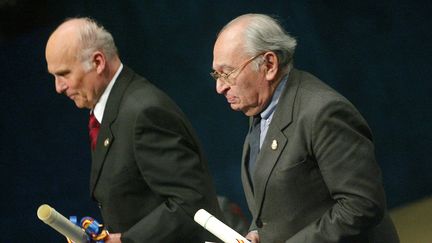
left=220, top=14, right=297, bottom=71
left=70, top=17, right=118, bottom=71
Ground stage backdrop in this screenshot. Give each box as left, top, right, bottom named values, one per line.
left=1, top=0, right=431, bottom=242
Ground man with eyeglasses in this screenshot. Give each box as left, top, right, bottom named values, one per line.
left=211, top=13, right=399, bottom=243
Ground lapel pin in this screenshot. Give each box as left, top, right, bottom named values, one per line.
left=271, top=139, right=278, bottom=150
left=104, top=138, right=110, bottom=147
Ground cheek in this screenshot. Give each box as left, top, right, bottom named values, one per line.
left=235, top=82, right=255, bottom=102
left=66, top=77, right=79, bottom=89
left=74, top=77, right=89, bottom=93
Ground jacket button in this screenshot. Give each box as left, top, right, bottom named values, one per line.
left=98, top=203, right=102, bottom=209
left=256, top=218, right=263, bottom=228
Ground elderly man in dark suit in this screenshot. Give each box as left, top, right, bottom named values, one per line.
left=211, top=13, right=399, bottom=243
left=45, top=17, right=222, bottom=243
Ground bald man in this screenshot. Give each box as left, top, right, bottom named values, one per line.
left=211, top=14, right=399, bottom=243
left=46, top=17, right=222, bottom=243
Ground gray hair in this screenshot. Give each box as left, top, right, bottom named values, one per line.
left=221, top=14, right=297, bottom=71
left=70, top=17, right=118, bottom=71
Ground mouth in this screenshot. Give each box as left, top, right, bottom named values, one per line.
left=67, top=93, right=78, bottom=100
left=226, top=96, right=237, bottom=104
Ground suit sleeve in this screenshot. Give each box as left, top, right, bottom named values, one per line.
left=121, top=105, right=213, bottom=242
left=286, top=99, right=386, bottom=243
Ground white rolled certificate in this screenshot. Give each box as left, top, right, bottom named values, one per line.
left=194, top=209, right=250, bottom=243
left=37, top=204, right=88, bottom=243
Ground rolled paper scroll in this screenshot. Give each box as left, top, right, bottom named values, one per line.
left=37, top=204, right=88, bottom=243
left=194, top=209, right=250, bottom=243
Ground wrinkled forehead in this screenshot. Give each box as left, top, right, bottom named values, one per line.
left=213, top=29, right=247, bottom=70
left=45, top=36, right=82, bottom=75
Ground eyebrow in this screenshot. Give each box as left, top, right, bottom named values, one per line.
left=53, top=69, right=70, bottom=76
left=213, top=64, right=233, bottom=72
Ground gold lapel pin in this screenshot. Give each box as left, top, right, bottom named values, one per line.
left=271, top=140, right=278, bottom=150
left=104, top=138, right=110, bottom=147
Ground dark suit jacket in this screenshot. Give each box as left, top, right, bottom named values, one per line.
left=90, top=66, right=222, bottom=243
left=241, top=69, right=399, bottom=243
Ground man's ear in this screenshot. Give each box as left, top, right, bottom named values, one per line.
left=263, top=52, right=279, bottom=81
left=92, top=51, right=106, bottom=74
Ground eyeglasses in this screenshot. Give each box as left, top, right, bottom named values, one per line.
left=210, top=53, right=265, bottom=85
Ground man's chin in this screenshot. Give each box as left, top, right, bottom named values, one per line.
left=244, top=108, right=260, bottom=117
left=229, top=103, right=239, bottom=111
left=73, top=100, right=91, bottom=109
left=230, top=104, right=246, bottom=113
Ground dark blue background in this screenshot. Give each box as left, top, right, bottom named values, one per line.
left=1, top=1, right=431, bottom=242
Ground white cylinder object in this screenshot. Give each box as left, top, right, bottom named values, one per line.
left=194, top=209, right=250, bottom=243
left=37, top=204, right=88, bottom=243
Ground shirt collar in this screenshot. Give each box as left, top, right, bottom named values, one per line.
left=260, top=73, right=289, bottom=120
left=92, top=63, right=123, bottom=123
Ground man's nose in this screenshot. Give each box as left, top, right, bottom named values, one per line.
left=55, top=77, right=67, bottom=94
left=216, top=79, right=229, bottom=94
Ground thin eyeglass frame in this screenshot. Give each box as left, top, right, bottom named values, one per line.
left=210, top=52, right=265, bottom=85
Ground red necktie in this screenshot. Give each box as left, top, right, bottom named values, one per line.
left=88, top=113, right=100, bottom=150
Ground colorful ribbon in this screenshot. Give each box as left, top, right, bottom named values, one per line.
left=67, top=216, right=109, bottom=243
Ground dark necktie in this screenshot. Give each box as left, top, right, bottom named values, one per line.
left=88, top=113, right=100, bottom=150
left=248, top=115, right=261, bottom=177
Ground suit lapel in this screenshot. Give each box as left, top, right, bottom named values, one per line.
left=90, top=66, right=135, bottom=197
left=252, top=69, right=302, bottom=216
